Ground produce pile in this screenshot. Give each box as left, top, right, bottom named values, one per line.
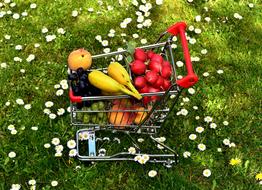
left=67, top=47, right=174, bottom=127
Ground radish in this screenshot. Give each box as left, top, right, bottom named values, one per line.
left=148, top=60, right=162, bottom=73
left=148, top=86, right=161, bottom=102
left=145, top=71, right=159, bottom=85
left=134, top=48, right=147, bottom=62
left=152, top=76, right=164, bottom=89
left=139, top=85, right=149, bottom=93
left=130, top=60, right=147, bottom=75
left=147, top=50, right=155, bottom=59
left=151, top=54, right=163, bottom=64
left=134, top=76, right=147, bottom=89
left=143, top=96, right=151, bottom=105
left=163, top=79, right=172, bottom=90
left=162, top=61, right=172, bottom=68
left=161, top=66, right=172, bottom=79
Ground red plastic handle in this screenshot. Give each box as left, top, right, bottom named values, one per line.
left=69, top=88, right=82, bottom=103
left=167, top=22, right=199, bottom=88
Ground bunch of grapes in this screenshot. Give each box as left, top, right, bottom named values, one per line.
left=68, top=67, right=101, bottom=108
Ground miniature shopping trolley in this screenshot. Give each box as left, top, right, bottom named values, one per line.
left=68, top=22, right=198, bottom=167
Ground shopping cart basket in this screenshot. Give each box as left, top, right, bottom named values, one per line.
left=69, top=22, right=198, bottom=166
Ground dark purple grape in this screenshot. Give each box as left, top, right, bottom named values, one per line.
left=73, top=86, right=81, bottom=95
left=80, top=74, right=88, bottom=81
left=77, top=67, right=84, bottom=77
left=79, top=81, right=87, bottom=90
left=83, top=101, right=91, bottom=107
left=68, top=73, right=78, bottom=81
left=76, top=103, right=83, bottom=109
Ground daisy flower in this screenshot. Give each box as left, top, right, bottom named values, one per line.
left=21, top=11, right=28, bottom=17
left=1, top=62, right=7, bottom=68
left=198, top=143, right=206, bottom=151
left=43, top=108, right=51, bottom=115
left=49, top=113, right=56, bottom=119
left=101, top=40, right=108, bottom=47
left=180, top=108, right=188, bottom=116
left=56, top=89, right=64, bottom=96
left=24, top=104, right=32, bottom=110
left=16, top=99, right=24, bottom=105
left=196, top=126, right=204, bottom=133
left=42, top=27, right=48, bottom=33
left=205, top=17, right=211, bottom=22
left=156, top=0, right=163, bottom=5
left=34, top=43, right=40, bottom=48
left=15, top=45, right=22, bottom=51
left=194, top=28, right=202, bottom=34
left=132, top=0, right=139, bottom=6
left=5, top=101, right=11, bottom=106
left=51, top=138, right=60, bottom=145
left=45, top=35, right=56, bottom=42
left=148, top=170, right=157, bottom=177
left=137, top=138, right=144, bottom=143
left=157, top=144, right=164, bottom=149
left=30, top=3, right=37, bottom=9
left=72, top=10, right=78, bottom=17
left=14, top=57, right=22, bottom=62
left=183, top=151, right=191, bottom=158
left=176, top=61, right=184, bottom=67
left=195, top=15, right=201, bottom=22
left=217, top=69, right=224, bottom=74
left=189, top=134, right=197, bottom=140
left=193, top=106, right=198, bottom=110
left=201, top=49, right=208, bottom=54
left=67, top=140, right=76, bottom=149
left=28, top=179, right=36, bottom=186
left=12, top=13, right=20, bottom=19
left=128, top=147, right=136, bottom=154
left=229, top=142, right=236, bottom=148
left=11, top=129, right=17, bottom=135
left=233, top=13, right=243, bottom=20
left=203, top=169, right=211, bottom=177
left=88, top=8, right=94, bottom=12
left=69, top=149, right=77, bottom=157
left=8, top=151, right=16, bottom=158
left=223, top=138, right=230, bottom=146
left=103, top=48, right=110, bottom=53
left=44, top=143, right=51, bottom=148
left=55, top=152, right=62, bottom=157
left=210, top=123, right=217, bottom=129
left=188, top=25, right=194, bottom=31
left=141, top=39, right=147, bottom=44
left=217, top=148, right=222, bottom=152
left=120, top=22, right=127, bottom=28
left=57, top=28, right=65, bottom=34
left=31, top=126, right=38, bottom=131
left=57, top=108, right=65, bottom=116
left=229, top=158, right=241, bottom=165
left=195, top=116, right=200, bottom=120
left=45, top=101, right=54, bottom=107
left=223, top=121, right=229, bottom=126
left=55, top=145, right=64, bottom=152
left=51, top=181, right=58, bottom=187
left=95, top=35, right=102, bottom=42
left=26, top=54, right=35, bottom=62
left=10, top=184, right=21, bottom=190
left=248, top=3, right=254, bottom=8
left=8, top=125, right=15, bottom=130
left=204, top=116, right=213, bottom=123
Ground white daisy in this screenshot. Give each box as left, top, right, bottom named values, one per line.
left=81, top=131, right=89, bottom=140
left=57, top=108, right=65, bottom=116
left=217, top=148, right=222, bottom=152
left=30, top=3, right=37, bottom=9
left=156, top=0, right=163, bottom=5
left=57, top=28, right=66, bottom=34
left=103, top=48, right=110, bottom=53
left=21, top=11, right=28, bottom=17
left=69, top=149, right=77, bottom=157
left=55, top=145, right=64, bottom=152
left=67, top=140, right=76, bottom=149
left=204, top=116, right=213, bottom=123
left=28, top=180, right=36, bottom=186
left=189, top=38, right=196, bottom=44
left=233, top=13, right=243, bottom=20
left=95, top=35, right=102, bottom=42
left=120, top=22, right=127, bottom=28
left=88, top=8, right=94, bottom=12
left=20, top=69, right=25, bottom=73
left=196, top=126, right=204, bottom=133
left=45, top=34, right=56, bottom=42
left=26, top=54, right=35, bottom=62
left=217, top=69, right=224, bottom=74
left=16, top=99, right=24, bottom=105
left=144, top=11, right=150, bottom=17
left=195, top=116, right=200, bottom=120
left=134, top=155, right=142, bottom=162
left=132, top=0, right=139, bottom=6
left=223, top=138, right=230, bottom=146
left=31, top=126, right=38, bottom=131
left=176, top=61, right=184, bottom=67
left=194, top=28, right=202, bottom=34
left=10, top=2, right=16, bottom=7
left=189, top=134, right=197, bottom=140
left=183, top=97, right=190, bottom=102
left=8, top=151, right=16, bottom=158
left=5, top=101, right=11, bottom=106
left=137, top=15, right=144, bottom=23
left=14, top=57, right=22, bottom=62
left=137, top=23, right=143, bottom=28
left=45, top=101, right=54, bottom=107
left=141, top=39, right=147, bottom=44
left=128, top=147, right=136, bottom=154
left=1, top=62, right=7, bottom=68
left=61, top=83, right=69, bottom=89
left=12, top=13, right=20, bottom=19
left=55, top=152, right=62, bottom=157
left=56, top=89, right=64, bottom=96
left=183, top=151, right=191, bottom=158
left=198, top=143, right=206, bottom=151
left=223, top=121, right=229, bottom=126
left=44, top=143, right=51, bottom=148
left=201, top=49, right=208, bottom=54
left=187, top=0, right=193, bottom=2
left=229, top=142, right=236, bottom=148
left=157, top=144, right=164, bottom=149
left=10, top=184, right=21, bottom=190
left=171, top=44, right=177, bottom=49
left=193, top=106, right=198, bottom=110
left=188, top=25, right=194, bottom=31
left=24, top=104, right=31, bottom=110
left=101, top=40, right=108, bottom=47
left=11, top=129, right=17, bottom=135
left=204, top=17, right=211, bottom=22
left=51, top=138, right=60, bottom=145
left=8, top=125, right=15, bottom=131
left=210, top=123, right=217, bottom=129
left=203, top=169, right=211, bottom=177
left=137, top=138, right=144, bottom=143
left=51, top=181, right=58, bottom=187
left=72, top=10, right=78, bottom=17
left=148, top=170, right=157, bottom=177
left=248, top=3, right=254, bottom=8
left=43, top=108, right=51, bottom=115
left=34, top=43, right=40, bottom=48
left=180, top=108, right=188, bottom=116
left=195, top=15, right=201, bottom=22
left=42, top=27, right=48, bottom=33
left=49, top=113, right=56, bottom=119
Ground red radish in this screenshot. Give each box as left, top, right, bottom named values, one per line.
left=134, top=76, right=147, bottom=89
left=151, top=54, right=163, bottom=64
left=152, top=76, right=164, bottom=89
left=163, top=79, right=172, bottom=90
left=139, top=85, right=149, bottom=93
left=147, top=50, right=155, bottom=59
left=130, top=60, right=147, bottom=75
left=148, top=60, right=162, bottom=73
left=134, top=48, right=147, bottom=62
left=161, top=66, right=172, bottom=79
left=162, top=61, right=172, bottom=68
left=148, top=86, right=161, bottom=102
left=145, top=71, right=159, bottom=85
left=143, top=96, right=151, bottom=105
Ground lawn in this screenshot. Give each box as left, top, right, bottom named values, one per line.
left=0, top=0, right=261, bottom=189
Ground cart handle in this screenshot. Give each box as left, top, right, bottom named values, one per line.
left=167, top=22, right=198, bottom=88
left=69, top=89, right=82, bottom=103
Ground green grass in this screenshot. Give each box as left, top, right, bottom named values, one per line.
left=0, top=0, right=261, bottom=189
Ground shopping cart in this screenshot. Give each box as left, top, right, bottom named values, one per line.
left=69, top=22, right=198, bottom=167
